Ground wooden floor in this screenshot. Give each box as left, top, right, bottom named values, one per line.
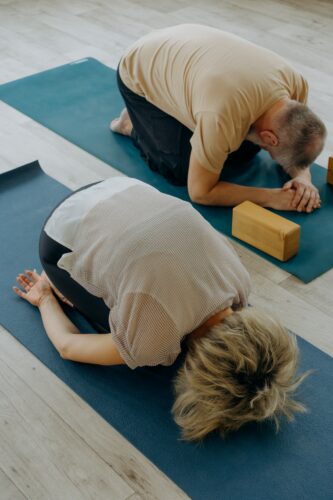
left=0, top=0, right=332, bottom=498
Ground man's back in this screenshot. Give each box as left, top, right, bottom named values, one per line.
left=119, top=24, right=308, bottom=172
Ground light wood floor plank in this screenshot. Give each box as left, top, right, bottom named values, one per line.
left=0, top=327, right=189, bottom=500
left=0, top=467, right=27, bottom=500
left=249, top=272, right=333, bottom=357
left=280, top=270, right=333, bottom=320
left=0, top=357, right=134, bottom=500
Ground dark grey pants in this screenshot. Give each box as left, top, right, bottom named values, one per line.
left=39, top=183, right=110, bottom=333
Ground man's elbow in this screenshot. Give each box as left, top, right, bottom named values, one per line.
left=188, top=185, right=212, bottom=205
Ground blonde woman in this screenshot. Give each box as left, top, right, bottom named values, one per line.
left=13, top=177, right=307, bottom=441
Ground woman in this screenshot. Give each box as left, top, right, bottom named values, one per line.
left=13, top=177, right=307, bottom=441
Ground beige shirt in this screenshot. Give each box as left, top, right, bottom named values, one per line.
left=46, top=179, right=251, bottom=369
left=119, top=24, right=308, bottom=174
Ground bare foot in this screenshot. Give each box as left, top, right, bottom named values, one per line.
left=41, top=271, right=74, bottom=307
left=110, top=107, right=133, bottom=136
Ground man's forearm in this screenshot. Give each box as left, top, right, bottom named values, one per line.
left=284, top=165, right=312, bottom=181
left=193, top=181, right=273, bottom=207
left=39, top=293, right=80, bottom=355
left=292, top=166, right=311, bottom=181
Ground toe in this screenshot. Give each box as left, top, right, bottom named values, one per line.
left=110, top=118, right=119, bottom=131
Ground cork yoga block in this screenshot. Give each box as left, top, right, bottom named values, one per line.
left=327, top=157, right=333, bottom=185
left=232, top=201, right=301, bottom=262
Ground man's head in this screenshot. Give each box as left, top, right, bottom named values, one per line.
left=172, top=308, right=309, bottom=441
left=248, top=100, right=326, bottom=174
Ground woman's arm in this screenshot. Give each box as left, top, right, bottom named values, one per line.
left=13, top=270, right=125, bottom=366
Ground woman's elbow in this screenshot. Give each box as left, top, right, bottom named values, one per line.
left=59, top=347, right=68, bottom=360
left=58, top=339, right=71, bottom=360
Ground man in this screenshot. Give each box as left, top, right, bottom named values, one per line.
left=111, top=24, right=327, bottom=213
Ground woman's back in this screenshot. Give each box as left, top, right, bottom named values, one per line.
left=47, top=179, right=251, bottom=367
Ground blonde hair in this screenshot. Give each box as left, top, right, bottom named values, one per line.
left=172, top=308, right=309, bottom=441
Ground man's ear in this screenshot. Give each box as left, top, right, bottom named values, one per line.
left=259, top=130, right=279, bottom=147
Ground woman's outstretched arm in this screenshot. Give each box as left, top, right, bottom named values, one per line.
left=13, top=270, right=125, bottom=366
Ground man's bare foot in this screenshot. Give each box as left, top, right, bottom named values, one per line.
left=41, top=271, right=74, bottom=307
left=110, top=107, right=133, bottom=136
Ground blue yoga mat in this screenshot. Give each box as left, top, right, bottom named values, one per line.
left=0, top=161, right=332, bottom=500
left=0, top=58, right=333, bottom=282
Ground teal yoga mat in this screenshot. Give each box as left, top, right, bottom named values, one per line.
left=0, top=161, right=332, bottom=500
left=1, top=58, right=333, bottom=282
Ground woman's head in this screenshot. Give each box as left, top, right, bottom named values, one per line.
left=172, top=308, right=309, bottom=441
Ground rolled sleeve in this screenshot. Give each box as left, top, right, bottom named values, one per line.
left=108, top=292, right=182, bottom=369
left=291, top=72, right=309, bottom=105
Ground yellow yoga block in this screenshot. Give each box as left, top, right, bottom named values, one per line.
left=232, top=201, right=300, bottom=262
left=327, top=156, right=333, bottom=185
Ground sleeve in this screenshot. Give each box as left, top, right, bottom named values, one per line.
left=108, top=292, right=182, bottom=369
left=291, top=71, right=309, bottom=105
left=190, top=111, right=229, bottom=174
left=220, top=237, right=252, bottom=310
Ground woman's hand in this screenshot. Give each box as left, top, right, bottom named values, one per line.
left=13, top=269, right=53, bottom=308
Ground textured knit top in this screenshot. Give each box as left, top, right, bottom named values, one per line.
left=119, top=23, right=308, bottom=174
left=44, top=177, right=251, bottom=369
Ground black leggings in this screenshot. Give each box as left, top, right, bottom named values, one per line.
left=117, top=67, right=261, bottom=186
left=39, top=184, right=110, bottom=333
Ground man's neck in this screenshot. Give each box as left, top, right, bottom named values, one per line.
left=253, top=98, right=289, bottom=134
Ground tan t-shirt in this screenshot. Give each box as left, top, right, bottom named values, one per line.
left=119, top=24, right=308, bottom=174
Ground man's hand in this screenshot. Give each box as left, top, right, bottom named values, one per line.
left=268, top=188, right=298, bottom=211
left=282, top=175, right=321, bottom=213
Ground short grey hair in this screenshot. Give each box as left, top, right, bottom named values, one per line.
left=172, top=308, right=310, bottom=441
left=272, top=102, right=326, bottom=173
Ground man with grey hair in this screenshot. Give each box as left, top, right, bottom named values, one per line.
left=111, top=24, right=327, bottom=213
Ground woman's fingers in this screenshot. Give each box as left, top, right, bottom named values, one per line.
left=16, top=270, right=41, bottom=290
left=12, top=285, right=26, bottom=299
left=13, top=270, right=43, bottom=306
left=61, top=296, right=73, bottom=306
left=20, top=273, right=32, bottom=285
left=16, top=274, right=32, bottom=291
left=26, top=269, right=39, bottom=283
